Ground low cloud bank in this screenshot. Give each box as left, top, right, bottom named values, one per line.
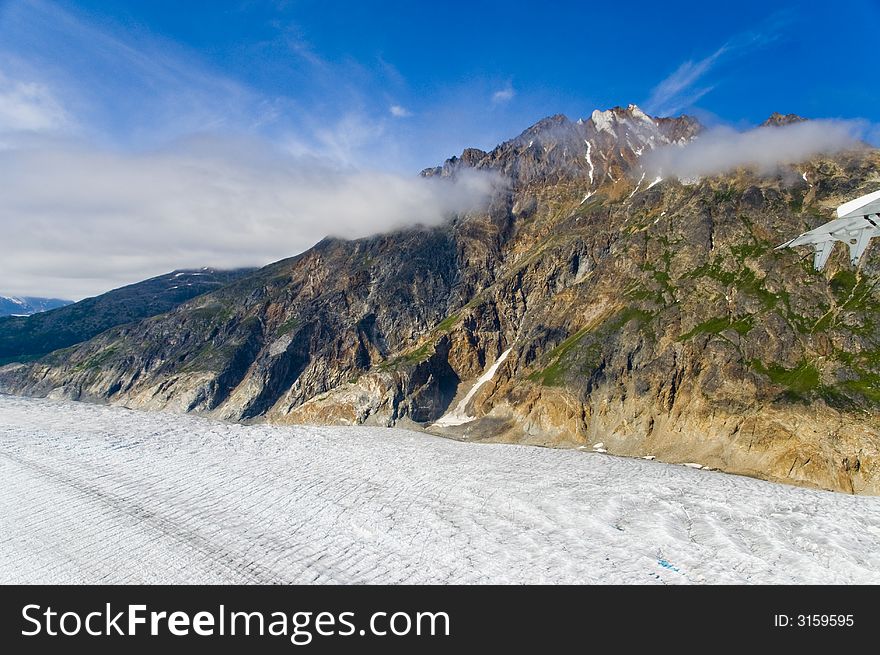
left=0, top=136, right=502, bottom=299
left=643, top=119, right=867, bottom=179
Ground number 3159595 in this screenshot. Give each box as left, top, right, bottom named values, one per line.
left=774, top=614, right=854, bottom=627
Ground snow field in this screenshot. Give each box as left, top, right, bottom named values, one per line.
left=1, top=395, right=879, bottom=584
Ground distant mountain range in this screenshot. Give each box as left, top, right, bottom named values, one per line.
left=0, top=296, right=72, bottom=317
left=2, top=105, right=879, bottom=493
left=0, top=268, right=254, bottom=365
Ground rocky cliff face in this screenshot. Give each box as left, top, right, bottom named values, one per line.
left=3, top=105, right=880, bottom=493
left=422, top=104, right=699, bottom=189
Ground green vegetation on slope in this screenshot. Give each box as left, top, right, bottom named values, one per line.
left=529, top=307, right=653, bottom=386
left=0, top=269, right=254, bottom=364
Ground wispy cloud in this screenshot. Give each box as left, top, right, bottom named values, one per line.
left=643, top=49, right=724, bottom=117
left=642, top=119, right=866, bottom=179
left=0, top=69, right=71, bottom=133
left=0, top=134, right=505, bottom=299
left=0, top=1, right=507, bottom=299
left=0, top=0, right=269, bottom=145
left=307, top=113, right=389, bottom=167
left=492, top=84, right=515, bottom=105
left=643, top=13, right=792, bottom=116
left=0, top=0, right=545, bottom=174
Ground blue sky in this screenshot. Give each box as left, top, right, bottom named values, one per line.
left=2, top=0, right=877, bottom=170
left=0, top=0, right=878, bottom=298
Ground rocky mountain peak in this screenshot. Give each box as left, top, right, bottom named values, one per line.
left=761, top=112, right=807, bottom=127
left=423, top=104, right=701, bottom=187
left=459, top=147, right=488, bottom=164
left=521, top=113, right=571, bottom=134
left=587, top=104, right=655, bottom=134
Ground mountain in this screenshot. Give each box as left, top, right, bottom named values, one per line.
left=421, top=105, right=699, bottom=186
left=761, top=112, right=807, bottom=127
left=0, top=268, right=255, bottom=365
left=0, top=296, right=71, bottom=317
left=2, top=105, right=879, bottom=493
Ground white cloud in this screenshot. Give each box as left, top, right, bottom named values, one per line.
left=0, top=0, right=279, bottom=146
left=0, top=135, right=504, bottom=299
left=642, top=119, right=866, bottom=179
left=0, top=69, right=71, bottom=133
left=492, top=85, right=515, bottom=105
left=0, top=2, right=514, bottom=301
left=643, top=49, right=724, bottom=116
left=643, top=13, right=791, bottom=116
left=309, top=113, right=389, bottom=167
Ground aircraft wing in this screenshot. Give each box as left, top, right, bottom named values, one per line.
left=812, top=240, right=834, bottom=270
left=777, top=189, right=880, bottom=270
left=837, top=189, right=880, bottom=219
left=776, top=215, right=880, bottom=270
left=776, top=215, right=878, bottom=248
left=849, top=226, right=874, bottom=266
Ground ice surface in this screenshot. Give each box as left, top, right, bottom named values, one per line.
left=2, top=395, right=880, bottom=584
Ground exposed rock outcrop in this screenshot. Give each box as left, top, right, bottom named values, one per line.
left=3, top=106, right=880, bottom=493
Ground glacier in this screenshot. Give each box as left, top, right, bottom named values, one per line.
left=1, top=394, right=879, bottom=584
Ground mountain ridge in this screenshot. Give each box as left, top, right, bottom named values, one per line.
left=2, top=106, right=879, bottom=493
left=0, top=296, right=71, bottom=317
left=0, top=268, right=255, bottom=365
left=421, top=104, right=701, bottom=188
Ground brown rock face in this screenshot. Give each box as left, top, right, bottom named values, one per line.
left=761, top=112, right=807, bottom=127
left=3, top=107, right=880, bottom=494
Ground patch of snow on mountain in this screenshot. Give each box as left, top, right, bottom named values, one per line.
left=584, top=140, right=595, bottom=185
left=434, top=349, right=511, bottom=427
left=591, top=109, right=615, bottom=135
left=628, top=104, right=654, bottom=124
left=628, top=171, right=646, bottom=198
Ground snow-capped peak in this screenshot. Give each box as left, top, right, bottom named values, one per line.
left=628, top=104, right=654, bottom=124
left=0, top=295, right=73, bottom=317
left=591, top=109, right=616, bottom=134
